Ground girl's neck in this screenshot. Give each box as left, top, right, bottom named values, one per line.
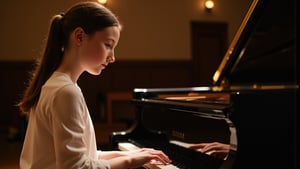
left=56, top=52, right=83, bottom=83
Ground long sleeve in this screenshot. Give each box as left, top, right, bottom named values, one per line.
left=51, top=84, right=110, bottom=169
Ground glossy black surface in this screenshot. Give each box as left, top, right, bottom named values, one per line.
left=111, top=0, right=299, bottom=168
left=214, top=0, right=298, bottom=85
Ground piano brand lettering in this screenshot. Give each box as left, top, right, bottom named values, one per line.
left=172, top=131, right=185, bottom=139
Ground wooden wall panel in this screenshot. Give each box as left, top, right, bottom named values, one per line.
left=0, top=61, right=193, bottom=133
left=0, top=61, right=34, bottom=134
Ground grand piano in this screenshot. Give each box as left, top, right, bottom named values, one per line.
left=110, top=0, right=298, bottom=168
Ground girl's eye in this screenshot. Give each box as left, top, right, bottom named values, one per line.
left=105, top=44, right=112, bottom=49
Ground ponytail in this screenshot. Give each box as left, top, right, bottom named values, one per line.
left=18, top=14, right=65, bottom=114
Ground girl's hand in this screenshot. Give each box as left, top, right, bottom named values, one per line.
left=189, top=142, right=230, bottom=159
left=125, top=148, right=172, bottom=168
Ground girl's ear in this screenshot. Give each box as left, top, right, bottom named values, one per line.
left=73, top=27, right=85, bottom=46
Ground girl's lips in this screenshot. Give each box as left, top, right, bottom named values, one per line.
left=101, top=64, right=107, bottom=69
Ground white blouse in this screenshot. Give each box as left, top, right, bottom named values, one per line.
left=20, top=72, right=110, bottom=169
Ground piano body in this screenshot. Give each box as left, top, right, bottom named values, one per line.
left=111, top=0, right=298, bottom=168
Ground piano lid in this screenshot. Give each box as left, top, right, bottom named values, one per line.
left=213, top=0, right=297, bottom=87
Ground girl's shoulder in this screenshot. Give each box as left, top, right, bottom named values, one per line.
left=43, top=72, right=83, bottom=99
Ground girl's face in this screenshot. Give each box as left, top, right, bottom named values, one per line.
left=79, top=26, right=120, bottom=75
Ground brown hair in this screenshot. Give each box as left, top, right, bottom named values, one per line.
left=18, top=1, right=121, bottom=114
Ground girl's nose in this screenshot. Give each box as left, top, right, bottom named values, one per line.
left=107, top=55, right=115, bottom=63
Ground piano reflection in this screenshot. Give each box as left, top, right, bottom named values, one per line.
left=110, top=0, right=298, bottom=168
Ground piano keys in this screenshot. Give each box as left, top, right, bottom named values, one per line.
left=118, top=140, right=225, bottom=169
left=110, top=0, right=298, bottom=168
left=118, top=139, right=224, bottom=169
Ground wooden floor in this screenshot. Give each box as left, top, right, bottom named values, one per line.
left=0, top=133, right=22, bottom=169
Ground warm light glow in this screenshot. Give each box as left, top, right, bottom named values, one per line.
left=98, top=0, right=107, bottom=5
left=205, top=0, right=214, bottom=10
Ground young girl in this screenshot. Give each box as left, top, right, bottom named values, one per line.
left=18, top=1, right=171, bottom=169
